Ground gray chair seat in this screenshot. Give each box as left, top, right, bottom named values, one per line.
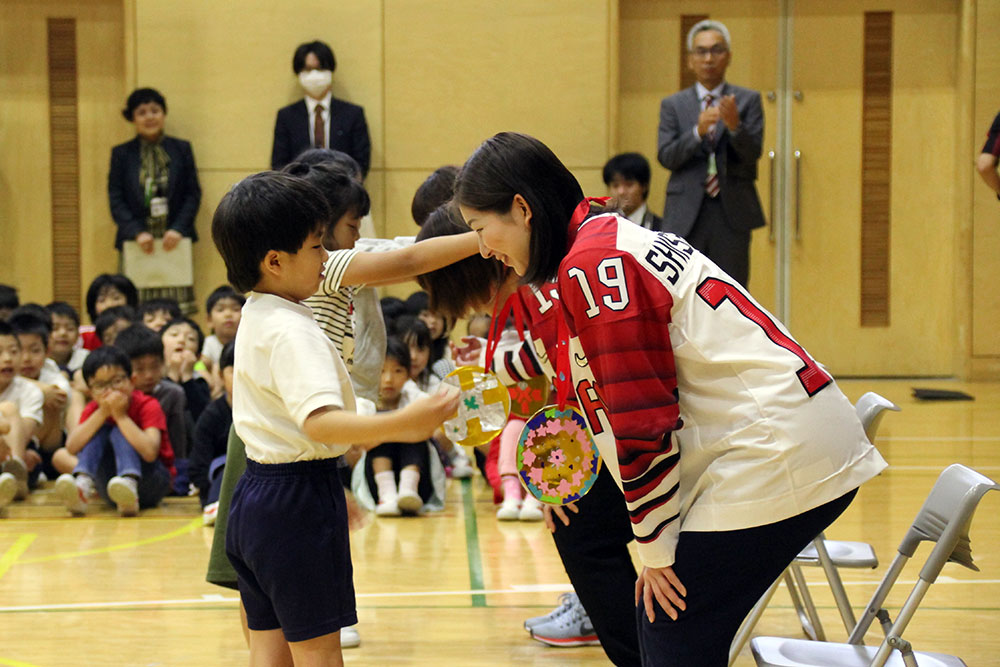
left=796, top=540, right=878, bottom=568
left=751, top=636, right=967, bottom=667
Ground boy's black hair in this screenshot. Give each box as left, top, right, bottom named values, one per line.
left=94, top=305, right=138, bottom=343
left=393, top=315, right=432, bottom=351
left=602, top=152, right=653, bottom=199
left=411, top=165, right=458, bottom=226
left=282, top=161, right=371, bottom=224
left=384, top=336, right=411, bottom=372
left=379, top=297, right=407, bottom=329
left=122, top=87, right=167, bottom=121
left=8, top=312, right=51, bottom=348
left=404, top=291, right=430, bottom=317
left=415, top=204, right=507, bottom=321
left=8, top=304, right=53, bottom=331
left=46, top=301, right=81, bottom=327
left=85, top=274, right=139, bottom=322
left=206, top=285, right=246, bottom=314
left=0, top=285, right=18, bottom=311
left=114, top=324, right=164, bottom=361
left=455, top=132, right=584, bottom=287
left=0, top=320, right=17, bottom=344
left=212, top=171, right=331, bottom=293
left=292, top=148, right=362, bottom=180
left=162, top=317, right=205, bottom=355
left=82, top=345, right=132, bottom=384
left=139, top=298, right=182, bottom=322
left=292, top=40, right=336, bottom=74
left=219, top=341, right=236, bottom=371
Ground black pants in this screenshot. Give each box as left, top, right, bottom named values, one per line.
left=686, top=197, right=751, bottom=288
left=364, top=441, right=433, bottom=503
left=636, top=489, right=858, bottom=667
left=552, top=465, right=641, bottom=666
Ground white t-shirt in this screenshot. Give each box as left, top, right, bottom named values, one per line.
left=39, top=359, right=71, bottom=393
left=0, top=376, right=44, bottom=425
left=233, top=292, right=356, bottom=464
left=201, top=334, right=223, bottom=366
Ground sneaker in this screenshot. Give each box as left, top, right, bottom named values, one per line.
left=519, top=495, right=544, bottom=522
left=1, top=457, right=29, bottom=500
left=396, top=491, right=422, bottom=515
left=496, top=497, right=521, bottom=521
left=0, top=472, right=16, bottom=509
left=54, top=473, right=90, bottom=516
left=524, top=592, right=579, bottom=632
left=202, top=501, right=219, bottom=527
left=375, top=499, right=401, bottom=517
left=107, top=476, right=139, bottom=517
left=450, top=447, right=475, bottom=479
left=340, top=625, right=361, bottom=648
left=530, top=599, right=600, bottom=647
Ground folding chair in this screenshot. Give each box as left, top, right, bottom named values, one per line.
left=751, top=463, right=1000, bottom=666
left=729, top=392, right=899, bottom=665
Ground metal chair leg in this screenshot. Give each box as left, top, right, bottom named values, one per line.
left=786, top=567, right=826, bottom=641
left=728, top=576, right=782, bottom=666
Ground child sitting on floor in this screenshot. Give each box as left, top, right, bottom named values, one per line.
left=189, top=341, right=234, bottom=525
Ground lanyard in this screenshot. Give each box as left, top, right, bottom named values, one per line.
left=482, top=292, right=526, bottom=374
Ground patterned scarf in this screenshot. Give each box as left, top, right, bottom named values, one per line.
left=139, top=137, right=170, bottom=237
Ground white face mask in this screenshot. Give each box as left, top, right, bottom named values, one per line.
left=299, top=69, right=332, bottom=98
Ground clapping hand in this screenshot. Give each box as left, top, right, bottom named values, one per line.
left=718, top=94, right=739, bottom=130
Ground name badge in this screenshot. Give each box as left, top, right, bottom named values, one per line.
left=150, top=196, right=168, bottom=218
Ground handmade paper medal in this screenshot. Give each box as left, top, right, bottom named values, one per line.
left=442, top=365, right=511, bottom=446
left=507, top=374, right=550, bottom=419
left=517, top=404, right=601, bottom=505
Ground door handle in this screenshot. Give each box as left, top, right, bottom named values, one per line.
left=794, top=150, right=802, bottom=241
left=768, top=150, right=776, bottom=243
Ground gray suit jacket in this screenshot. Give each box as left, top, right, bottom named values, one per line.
left=656, top=83, right=766, bottom=236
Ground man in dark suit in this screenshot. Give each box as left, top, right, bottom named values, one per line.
left=602, top=152, right=664, bottom=231
left=657, top=20, right=765, bottom=287
left=270, top=40, right=371, bottom=177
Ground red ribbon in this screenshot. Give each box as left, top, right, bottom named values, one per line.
left=482, top=292, right=525, bottom=373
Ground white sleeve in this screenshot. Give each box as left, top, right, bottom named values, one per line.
left=319, top=249, right=361, bottom=294
left=17, top=380, right=44, bottom=425
left=269, top=327, right=347, bottom=429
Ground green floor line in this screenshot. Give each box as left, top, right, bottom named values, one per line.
left=460, top=478, right=487, bottom=607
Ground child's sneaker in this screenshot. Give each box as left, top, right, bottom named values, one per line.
left=529, top=597, right=600, bottom=647
left=519, top=495, right=544, bottom=522
left=202, top=501, right=219, bottom=526
left=54, top=473, right=91, bottom=516
left=450, top=446, right=475, bottom=479
left=107, top=476, right=139, bottom=517
left=396, top=491, right=422, bottom=515
left=1, top=456, right=29, bottom=500
left=340, top=625, right=361, bottom=648
left=375, top=499, right=400, bottom=517
left=524, top=592, right=580, bottom=632
left=496, top=497, right=520, bottom=521
left=0, top=472, right=17, bottom=510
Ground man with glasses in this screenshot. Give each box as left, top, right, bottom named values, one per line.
left=657, top=19, right=765, bottom=287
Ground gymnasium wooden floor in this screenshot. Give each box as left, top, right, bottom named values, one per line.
left=1, top=379, right=999, bottom=666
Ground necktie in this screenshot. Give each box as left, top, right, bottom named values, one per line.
left=314, top=104, right=325, bottom=149
left=703, top=94, right=720, bottom=198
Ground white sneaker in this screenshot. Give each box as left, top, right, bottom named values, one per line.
left=107, top=476, right=139, bottom=517
left=0, top=472, right=16, bottom=509
left=519, top=495, right=544, bottom=522
left=202, top=501, right=218, bottom=526
left=524, top=592, right=580, bottom=632
left=396, top=491, right=422, bottom=515
left=375, top=499, right=401, bottom=517
left=530, top=595, right=600, bottom=647
left=340, top=625, right=361, bottom=648
left=1, top=457, right=29, bottom=500
left=450, top=446, right=475, bottom=479
left=496, top=497, right=520, bottom=521
left=54, top=473, right=89, bottom=516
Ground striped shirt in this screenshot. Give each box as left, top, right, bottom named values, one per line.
left=303, top=248, right=360, bottom=368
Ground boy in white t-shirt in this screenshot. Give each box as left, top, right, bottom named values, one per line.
left=0, top=321, right=43, bottom=502
left=211, top=171, right=458, bottom=665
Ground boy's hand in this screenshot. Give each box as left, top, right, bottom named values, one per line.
left=452, top=336, right=485, bottom=366
left=42, top=384, right=68, bottom=411
left=398, top=385, right=460, bottom=443
left=103, top=390, right=130, bottom=420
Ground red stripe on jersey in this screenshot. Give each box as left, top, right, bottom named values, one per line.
left=628, top=482, right=679, bottom=523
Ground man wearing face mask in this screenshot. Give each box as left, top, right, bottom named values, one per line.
left=271, top=40, right=371, bottom=177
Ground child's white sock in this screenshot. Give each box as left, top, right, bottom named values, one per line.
left=398, top=468, right=420, bottom=497
left=374, top=470, right=397, bottom=504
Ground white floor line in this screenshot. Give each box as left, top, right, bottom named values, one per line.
left=1, top=579, right=998, bottom=613
left=886, top=465, right=1000, bottom=472
left=878, top=436, right=1000, bottom=442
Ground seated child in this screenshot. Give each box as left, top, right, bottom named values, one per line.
left=94, top=304, right=138, bottom=347
left=55, top=345, right=173, bottom=516
left=139, top=297, right=182, bottom=333
left=189, top=341, right=234, bottom=522
left=0, top=321, right=43, bottom=500
left=81, top=274, right=139, bottom=350
left=161, top=317, right=211, bottom=423
left=393, top=315, right=440, bottom=394
left=46, top=301, right=90, bottom=374
left=405, top=291, right=454, bottom=381
left=211, top=170, right=457, bottom=662
left=201, top=285, right=243, bottom=369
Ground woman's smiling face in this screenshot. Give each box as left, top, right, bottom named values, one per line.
left=459, top=195, right=532, bottom=277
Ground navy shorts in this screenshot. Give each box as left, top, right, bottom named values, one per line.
left=226, top=457, right=357, bottom=642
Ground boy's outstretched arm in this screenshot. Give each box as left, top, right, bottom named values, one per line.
left=342, top=232, right=479, bottom=287
left=303, top=385, right=460, bottom=448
